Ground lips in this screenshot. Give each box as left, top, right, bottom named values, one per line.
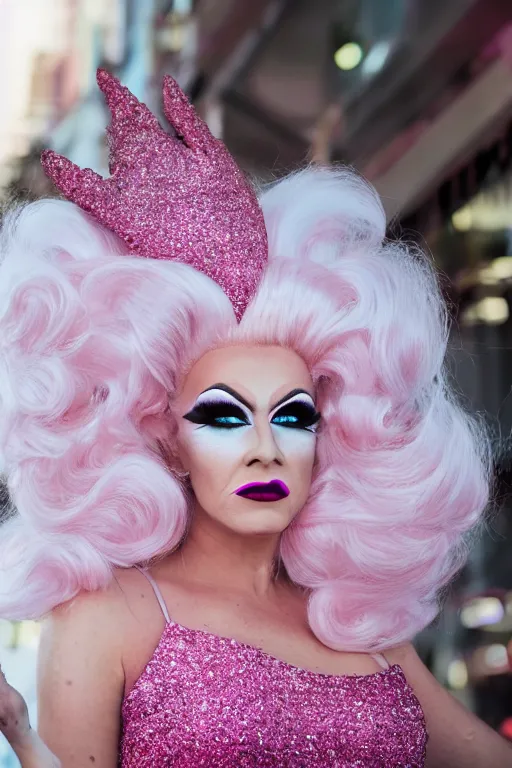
left=234, top=479, right=290, bottom=502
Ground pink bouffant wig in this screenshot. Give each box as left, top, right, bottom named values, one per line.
left=0, top=167, right=490, bottom=650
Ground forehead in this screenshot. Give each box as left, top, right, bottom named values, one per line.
left=180, top=345, right=313, bottom=403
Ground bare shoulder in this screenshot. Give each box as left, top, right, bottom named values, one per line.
left=37, top=574, right=128, bottom=765
left=384, top=643, right=512, bottom=768
left=40, top=565, right=164, bottom=667
left=37, top=567, right=165, bottom=766
left=38, top=571, right=133, bottom=709
left=41, top=568, right=135, bottom=651
left=384, top=642, right=418, bottom=666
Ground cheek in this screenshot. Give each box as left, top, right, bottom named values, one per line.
left=274, top=430, right=316, bottom=511
left=179, top=427, right=250, bottom=477
left=273, top=429, right=317, bottom=469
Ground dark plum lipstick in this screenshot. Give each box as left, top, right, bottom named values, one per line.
left=234, top=479, right=290, bottom=502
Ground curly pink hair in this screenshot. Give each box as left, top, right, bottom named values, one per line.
left=0, top=167, right=489, bottom=651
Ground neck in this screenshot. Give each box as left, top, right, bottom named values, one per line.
left=176, top=505, right=284, bottom=598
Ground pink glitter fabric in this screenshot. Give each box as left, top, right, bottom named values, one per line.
left=41, top=70, right=268, bottom=320
left=120, top=620, right=428, bottom=766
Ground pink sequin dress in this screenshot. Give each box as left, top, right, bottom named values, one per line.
left=120, top=570, right=428, bottom=766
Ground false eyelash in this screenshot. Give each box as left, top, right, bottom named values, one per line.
left=183, top=400, right=249, bottom=426
left=271, top=402, right=321, bottom=431
left=184, top=398, right=321, bottom=432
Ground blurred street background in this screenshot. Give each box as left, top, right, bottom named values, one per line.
left=1, top=0, right=512, bottom=763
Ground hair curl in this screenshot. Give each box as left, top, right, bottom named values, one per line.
left=0, top=167, right=490, bottom=650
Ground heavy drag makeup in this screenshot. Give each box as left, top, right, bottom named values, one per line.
left=175, top=345, right=320, bottom=536
left=183, top=384, right=320, bottom=435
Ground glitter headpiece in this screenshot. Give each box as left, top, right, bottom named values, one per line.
left=41, top=69, right=268, bottom=319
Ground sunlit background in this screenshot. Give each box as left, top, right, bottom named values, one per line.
left=1, top=0, right=512, bottom=764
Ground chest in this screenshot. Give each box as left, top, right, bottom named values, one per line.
left=152, top=585, right=384, bottom=677
left=120, top=624, right=427, bottom=767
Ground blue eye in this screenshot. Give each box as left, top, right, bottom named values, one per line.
left=183, top=401, right=249, bottom=429
left=271, top=403, right=320, bottom=431
left=273, top=414, right=298, bottom=425
left=215, top=415, right=246, bottom=426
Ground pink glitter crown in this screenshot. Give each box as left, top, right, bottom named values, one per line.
left=41, top=69, right=268, bottom=319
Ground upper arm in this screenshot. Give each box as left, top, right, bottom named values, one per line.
left=386, top=644, right=512, bottom=768
left=37, top=586, right=126, bottom=768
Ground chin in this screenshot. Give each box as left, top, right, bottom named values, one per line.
left=227, top=503, right=295, bottom=536
left=234, top=523, right=288, bottom=537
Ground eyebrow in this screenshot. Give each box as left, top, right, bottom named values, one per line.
left=199, top=384, right=314, bottom=413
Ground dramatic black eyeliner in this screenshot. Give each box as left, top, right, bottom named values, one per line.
left=183, top=400, right=249, bottom=428
left=183, top=396, right=320, bottom=431
left=271, top=401, right=321, bottom=431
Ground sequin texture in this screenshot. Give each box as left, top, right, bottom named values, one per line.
left=120, top=621, right=428, bottom=766
left=41, top=69, right=268, bottom=320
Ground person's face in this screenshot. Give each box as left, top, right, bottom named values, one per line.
left=175, top=345, right=319, bottom=537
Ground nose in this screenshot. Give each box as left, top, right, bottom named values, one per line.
left=244, top=419, right=284, bottom=467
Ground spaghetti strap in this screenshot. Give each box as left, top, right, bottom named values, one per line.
left=135, top=565, right=171, bottom=624
left=371, top=653, right=390, bottom=670
left=135, top=565, right=389, bottom=670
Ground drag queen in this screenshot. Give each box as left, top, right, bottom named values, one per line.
left=0, top=71, right=511, bottom=767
